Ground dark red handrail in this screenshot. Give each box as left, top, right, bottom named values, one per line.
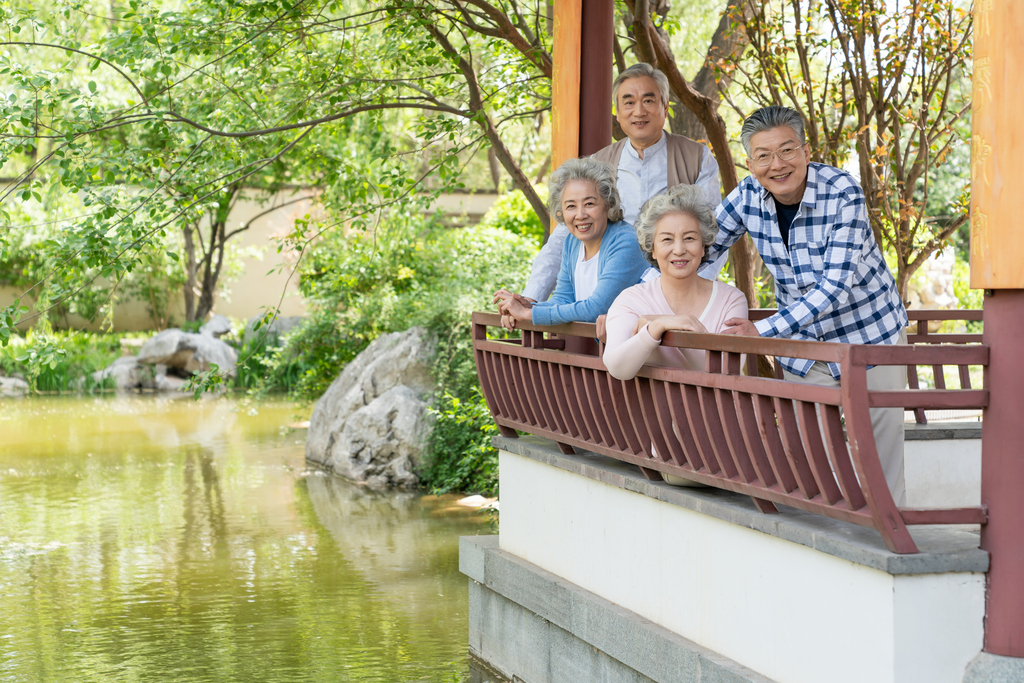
left=472, top=310, right=987, bottom=554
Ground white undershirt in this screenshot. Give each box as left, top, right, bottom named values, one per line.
left=574, top=249, right=600, bottom=302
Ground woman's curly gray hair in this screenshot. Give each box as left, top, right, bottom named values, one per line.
left=634, top=185, right=718, bottom=267
left=548, top=157, right=624, bottom=224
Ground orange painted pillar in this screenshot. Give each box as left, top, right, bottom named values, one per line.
left=551, top=0, right=582, bottom=171
left=552, top=0, right=614, bottom=165
left=971, top=0, right=1024, bottom=657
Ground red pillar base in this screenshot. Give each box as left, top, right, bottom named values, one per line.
left=980, top=289, right=1024, bottom=656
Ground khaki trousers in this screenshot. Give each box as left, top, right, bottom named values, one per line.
left=783, top=330, right=908, bottom=507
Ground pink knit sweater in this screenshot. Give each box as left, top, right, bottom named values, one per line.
left=603, top=278, right=749, bottom=380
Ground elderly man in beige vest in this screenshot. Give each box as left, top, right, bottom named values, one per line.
left=497, top=63, right=723, bottom=309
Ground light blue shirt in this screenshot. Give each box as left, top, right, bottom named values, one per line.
left=616, top=132, right=721, bottom=225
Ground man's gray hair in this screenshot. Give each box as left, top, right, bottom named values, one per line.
left=548, top=157, right=624, bottom=224
left=740, top=106, right=807, bottom=156
left=612, top=63, right=670, bottom=107
left=634, top=185, right=718, bottom=266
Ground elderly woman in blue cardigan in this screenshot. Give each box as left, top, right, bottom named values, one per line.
left=497, top=157, right=650, bottom=329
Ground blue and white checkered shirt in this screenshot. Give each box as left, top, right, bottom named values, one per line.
left=703, top=163, right=908, bottom=379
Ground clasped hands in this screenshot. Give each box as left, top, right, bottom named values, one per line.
left=631, top=315, right=759, bottom=340
left=493, top=289, right=535, bottom=330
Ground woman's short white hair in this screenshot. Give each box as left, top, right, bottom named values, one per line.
left=634, top=185, right=718, bottom=266
left=548, top=157, right=624, bottom=224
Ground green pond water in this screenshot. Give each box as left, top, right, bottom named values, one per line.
left=0, top=396, right=497, bottom=682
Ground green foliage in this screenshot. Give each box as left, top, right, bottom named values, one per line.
left=421, top=389, right=499, bottom=497
left=0, top=0, right=553, bottom=347
left=261, top=209, right=537, bottom=402
left=478, top=188, right=548, bottom=247
left=952, top=260, right=984, bottom=334
left=0, top=326, right=139, bottom=393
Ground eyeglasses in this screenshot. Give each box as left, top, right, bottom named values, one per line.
left=750, top=145, right=803, bottom=167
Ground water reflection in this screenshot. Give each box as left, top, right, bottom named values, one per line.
left=0, top=396, right=496, bottom=682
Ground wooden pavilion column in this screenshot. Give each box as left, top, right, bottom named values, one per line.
left=971, top=0, right=1024, bottom=658
left=551, top=0, right=614, bottom=168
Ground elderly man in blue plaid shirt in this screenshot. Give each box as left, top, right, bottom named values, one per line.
left=702, top=106, right=910, bottom=505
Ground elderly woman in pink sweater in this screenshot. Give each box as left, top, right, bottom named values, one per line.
left=603, top=184, right=749, bottom=381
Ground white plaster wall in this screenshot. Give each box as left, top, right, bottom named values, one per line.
left=904, top=438, right=981, bottom=508
left=499, top=451, right=985, bottom=683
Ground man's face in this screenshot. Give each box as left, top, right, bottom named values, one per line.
left=615, top=76, right=668, bottom=150
left=746, top=126, right=811, bottom=205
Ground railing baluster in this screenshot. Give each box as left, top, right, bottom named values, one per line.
left=698, top=386, right=739, bottom=479
left=570, top=366, right=600, bottom=444
left=906, top=363, right=928, bottom=424
left=733, top=391, right=779, bottom=488
left=607, top=374, right=643, bottom=455
left=622, top=377, right=653, bottom=457
left=553, top=364, right=583, bottom=439
left=753, top=394, right=799, bottom=493
left=482, top=351, right=514, bottom=423
left=581, top=369, right=613, bottom=447
left=498, top=353, right=529, bottom=425
left=634, top=377, right=672, bottom=463
left=593, top=369, right=629, bottom=452
left=667, top=384, right=709, bottom=472
left=512, top=353, right=542, bottom=429
left=773, top=397, right=820, bottom=499
left=650, top=380, right=688, bottom=467
left=795, top=401, right=843, bottom=505
left=821, top=405, right=867, bottom=511
left=716, top=387, right=758, bottom=482
left=536, top=359, right=569, bottom=436
left=932, top=363, right=947, bottom=390
left=958, top=364, right=972, bottom=390
left=682, top=384, right=719, bottom=474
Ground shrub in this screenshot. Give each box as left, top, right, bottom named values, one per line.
left=0, top=326, right=143, bottom=393
left=421, top=389, right=499, bottom=497
left=477, top=188, right=547, bottom=247
left=261, top=208, right=537, bottom=403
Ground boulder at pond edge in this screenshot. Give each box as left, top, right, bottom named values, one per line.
left=305, top=327, right=437, bottom=489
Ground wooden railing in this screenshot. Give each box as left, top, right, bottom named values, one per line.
left=472, top=310, right=987, bottom=554
left=751, top=309, right=985, bottom=424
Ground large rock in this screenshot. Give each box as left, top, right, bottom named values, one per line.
left=306, top=327, right=437, bottom=489
left=92, top=356, right=150, bottom=391
left=0, top=376, right=29, bottom=397
left=136, top=329, right=238, bottom=377
left=199, top=314, right=232, bottom=338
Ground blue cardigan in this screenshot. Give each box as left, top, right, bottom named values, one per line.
left=532, top=220, right=649, bottom=326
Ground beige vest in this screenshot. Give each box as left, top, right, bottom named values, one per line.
left=590, top=132, right=705, bottom=186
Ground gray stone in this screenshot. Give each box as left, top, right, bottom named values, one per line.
left=136, top=329, right=237, bottom=377
left=905, top=422, right=982, bottom=440
left=963, top=652, right=1024, bottom=683
left=319, top=385, right=432, bottom=489
left=243, top=314, right=304, bottom=344
left=463, top=536, right=775, bottom=683
left=306, top=327, right=437, bottom=489
left=0, top=376, right=29, bottom=397
left=154, top=373, right=189, bottom=393
left=199, top=314, right=232, bottom=338
left=93, top=356, right=147, bottom=391
left=493, top=435, right=989, bottom=575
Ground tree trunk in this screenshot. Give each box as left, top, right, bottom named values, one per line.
left=183, top=225, right=197, bottom=323
left=626, top=0, right=760, bottom=310
left=669, top=0, right=753, bottom=142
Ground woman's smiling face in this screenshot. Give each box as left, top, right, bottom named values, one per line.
left=652, top=211, right=704, bottom=280
left=560, top=180, right=609, bottom=253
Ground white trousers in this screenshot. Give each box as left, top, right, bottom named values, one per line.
left=783, top=330, right=908, bottom=507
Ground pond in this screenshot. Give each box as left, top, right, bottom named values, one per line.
left=0, top=396, right=498, bottom=682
